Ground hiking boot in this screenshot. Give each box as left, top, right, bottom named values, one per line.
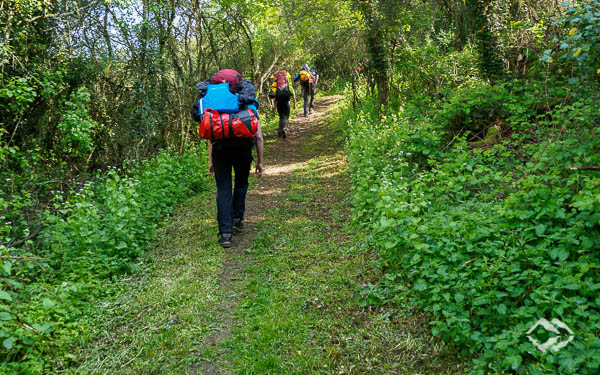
left=233, top=219, right=244, bottom=233
left=219, top=233, right=232, bottom=248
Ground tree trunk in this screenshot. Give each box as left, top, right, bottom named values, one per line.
left=357, top=0, right=389, bottom=112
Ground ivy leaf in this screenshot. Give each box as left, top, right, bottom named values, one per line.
left=535, top=224, right=546, bottom=236
left=414, top=279, right=427, bottom=291
left=550, top=248, right=569, bottom=261
left=0, top=312, right=13, bottom=321
left=0, top=291, right=12, bottom=302
left=2, top=262, right=11, bottom=276
left=42, top=298, right=56, bottom=310
left=379, top=216, right=394, bottom=230
left=3, top=337, right=16, bottom=350
left=504, top=354, right=522, bottom=370
left=31, top=323, right=52, bottom=334
left=496, top=304, right=507, bottom=315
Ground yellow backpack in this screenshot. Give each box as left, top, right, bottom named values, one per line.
left=299, top=69, right=312, bottom=82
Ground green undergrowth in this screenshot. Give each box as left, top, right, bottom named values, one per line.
left=1, top=148, right=207, bottom=374
left=341, top=80, right=600, bottom=374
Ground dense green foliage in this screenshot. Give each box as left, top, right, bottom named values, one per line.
left=1, top=149, right=206, bottom=373
left=344, top=81, right=600, bottom=373
left=342, top=1, right=600, bottom=373
left=546, top=0, right=600, bottom=79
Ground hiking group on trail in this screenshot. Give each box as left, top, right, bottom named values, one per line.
left=269, top=64, right=319, bottom=137
left=191, top=65, right=319, bottom=247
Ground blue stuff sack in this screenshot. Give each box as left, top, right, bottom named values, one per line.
left=199, top=83, right=239, bottom=114
left=246, top=99, right=259, bottom=117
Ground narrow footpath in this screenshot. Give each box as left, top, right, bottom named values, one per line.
left=68, top=96, right=465, bottom=375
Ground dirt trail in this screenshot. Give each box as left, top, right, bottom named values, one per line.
left=197, top=95, right=343, bottom=374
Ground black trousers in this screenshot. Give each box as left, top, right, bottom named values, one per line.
left=276, top=96, right=290, bottom=132
left=211, top=139, right=253, bottom=235
left=302, top=83, right=316, bottom=116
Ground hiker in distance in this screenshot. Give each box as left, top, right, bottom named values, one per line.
left=192, top=69, right=264, bottom=248
left=294, top=64, right=319, bottom=117
left=268, top=69, right=296, bottom=138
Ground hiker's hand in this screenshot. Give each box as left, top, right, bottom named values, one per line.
left=208, top=163, right=215, bottom=177
left=255, top=163, right=263, bottom=179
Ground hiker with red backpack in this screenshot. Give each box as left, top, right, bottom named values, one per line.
left=191, top=69, right=264, bottom=248
left=293, top=64, right=319, bottom=117
left=268, top=70, right=296, bottom=138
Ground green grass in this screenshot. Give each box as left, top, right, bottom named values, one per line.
left=53, top=192, right=226, bottom=374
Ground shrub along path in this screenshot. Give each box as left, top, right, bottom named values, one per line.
left=65, top=96, right=466, bottom=374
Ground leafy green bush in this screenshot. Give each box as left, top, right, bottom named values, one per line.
left=57, top=88, right=97, bottom=160
left=344, top=80, right=600, bottom=374
left=544, top=0, right=600, bottom=81
left=0, top=147, right=207, bottom=374
left=391, top=40, right=480, bottom=101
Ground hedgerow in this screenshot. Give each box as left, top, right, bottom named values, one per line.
left=343, top=80, right=600, bottom=374
left=0, top=147, right=206, bottom=374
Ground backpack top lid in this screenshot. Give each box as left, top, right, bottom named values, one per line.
left=211, top=69, right=242, bottom=92
left=274, top=70, right=288, bottom=88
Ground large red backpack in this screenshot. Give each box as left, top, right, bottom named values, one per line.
left=273, top=70, right=291, bottom=98
left=197, top=69, right=259, bottom=140
left=275, top=71, right=287, bottom=88
left=198, top=107, right=259, bottom=140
